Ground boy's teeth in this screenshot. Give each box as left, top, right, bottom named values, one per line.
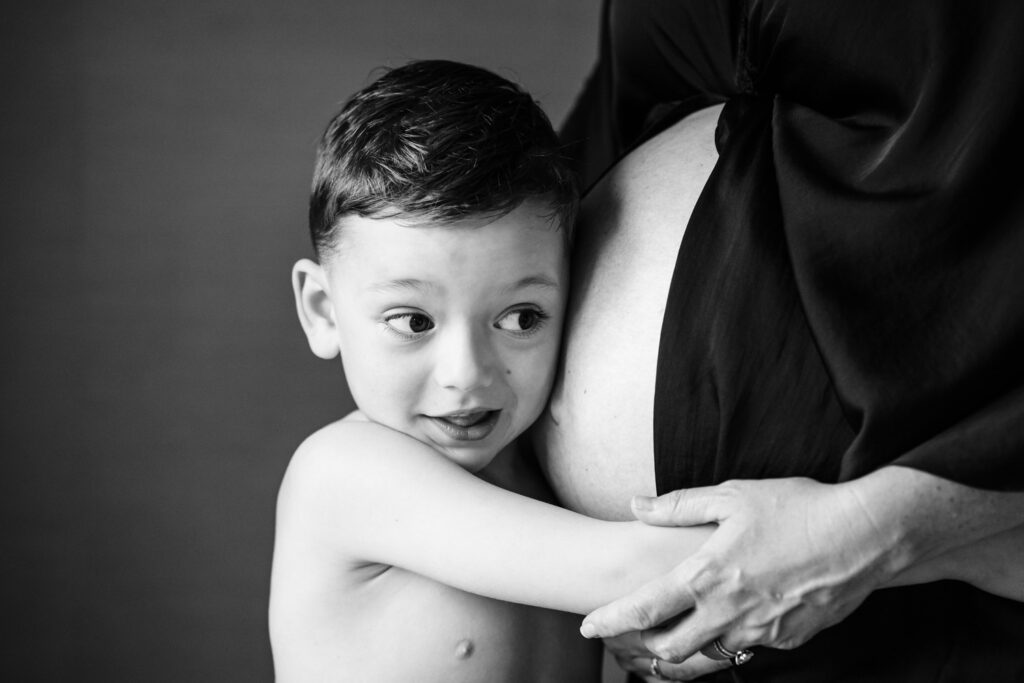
left=445, top=411, right=487, bottom=427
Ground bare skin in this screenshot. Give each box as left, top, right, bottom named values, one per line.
left=271, top=208, right=711, bottom=682
left=533, top=105, right=723, bottom=522
left=270, top=417, right=603, bottom=683
left=269, top=418, right=708, bottom=682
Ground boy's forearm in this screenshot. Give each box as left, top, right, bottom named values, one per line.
left=593, top=521, right=712, bottom=607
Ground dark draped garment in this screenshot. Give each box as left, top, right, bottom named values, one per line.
left=561, top=1, right=1024, bottom=680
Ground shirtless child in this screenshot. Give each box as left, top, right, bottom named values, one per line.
left=269, top=60, right=709, bottom=682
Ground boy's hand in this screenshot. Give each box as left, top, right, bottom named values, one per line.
left=580, top=477, right=895, bottom=664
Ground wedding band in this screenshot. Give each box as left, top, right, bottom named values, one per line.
left=700, top=638, right=755, bottom=666
left=650, top=657, right=669, bottom=680
left=700, top=638, right=735, bottom=660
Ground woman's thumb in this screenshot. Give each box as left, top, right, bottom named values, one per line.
left=631, top=487, right=721, bottom=526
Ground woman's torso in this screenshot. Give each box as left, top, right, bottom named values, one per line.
left=532, top=105, right=722, bottom=519
left=536, top=1, right=1024, bottom=678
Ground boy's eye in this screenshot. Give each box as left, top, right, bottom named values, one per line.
left=495, top=308, right=545, bottom=333
left=385, top=313, right=435, bottom=335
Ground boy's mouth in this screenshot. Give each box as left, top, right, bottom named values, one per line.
left=427, top=410, right=501, bottom=441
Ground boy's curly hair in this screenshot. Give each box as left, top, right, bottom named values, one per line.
left=309, top=60, right=578, bottom=257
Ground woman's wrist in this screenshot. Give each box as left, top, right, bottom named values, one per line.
left=839, top=467, right=952, bottom=581
left=846, top=465, right=1024, bottom=591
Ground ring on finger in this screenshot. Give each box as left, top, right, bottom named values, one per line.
left=650, top=657, right=670, bottom=680
left=699, top=638, right=755, bottom=666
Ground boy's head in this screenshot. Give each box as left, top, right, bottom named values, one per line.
left=293, top=61, right=577, bottom=472
left=307, top=59, right=577, bottom=258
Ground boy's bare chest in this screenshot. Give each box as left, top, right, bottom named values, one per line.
left=325, top=565, right=602, bottom=682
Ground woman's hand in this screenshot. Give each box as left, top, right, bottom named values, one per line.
left=580, top=467, right=1024, bottom=665
left=604, top=631, right=735, bottom=681
left=580, top=476, right=902, bottom=662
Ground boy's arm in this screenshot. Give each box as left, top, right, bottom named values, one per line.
left=274, top=420, right=711, bottom=615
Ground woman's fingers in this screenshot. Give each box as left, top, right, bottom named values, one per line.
left=641, top=612, right=723, bottom=664
left=581, top=563, right=698, bottom=638
left=639, top=477, right=887, bottom=655
left=593, top=476, right=892, bottom=660
left=630, top=486, right=730, bottom=527
left=602, top=631, right=650, bottom=663
left=622, top=654, right=735, bottom=681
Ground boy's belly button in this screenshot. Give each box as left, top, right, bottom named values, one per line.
left=454, top=638, right=474, bottom=659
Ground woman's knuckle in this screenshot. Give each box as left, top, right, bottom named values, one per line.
left=625, top=602, right=657, bottom=629
left=685, top=556, right=722, bottom=598
left=776, top=633, right=810, bottom=650
left=744, top=623, right=773, bottom=644
left=647, top=639, right=688, bottom=663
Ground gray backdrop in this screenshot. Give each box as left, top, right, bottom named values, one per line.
left=2, top=2, right=600, bottom=680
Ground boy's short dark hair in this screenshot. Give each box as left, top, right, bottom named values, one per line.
left=309, top=60, right=578, bottom=257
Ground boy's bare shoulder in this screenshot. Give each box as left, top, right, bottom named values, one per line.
left=291, top=413, right=431, bottom=465
left=275, top=416, right=438, bottom=564
left=292, top=412, right=381, bottom=461
left=280, top=416, right=435, bottom=511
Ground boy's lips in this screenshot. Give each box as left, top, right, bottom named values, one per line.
left=426, top=410, right=501, bottom=442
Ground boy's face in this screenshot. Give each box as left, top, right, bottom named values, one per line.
left=306, top=200, right=568, bottom=472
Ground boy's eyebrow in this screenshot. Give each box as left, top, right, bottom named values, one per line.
left=502, top=275, right=561, bottom=293
left=366, top=275, right=559, bottom=294
left=366, top=278, right=435, bottom=293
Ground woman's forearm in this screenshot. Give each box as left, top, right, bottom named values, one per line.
left=851, top=466, right=1024, bottom=599
left=886, top=522, right=1024, bottom=599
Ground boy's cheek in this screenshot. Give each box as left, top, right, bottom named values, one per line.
left=515, top=344, right=561, bottom=403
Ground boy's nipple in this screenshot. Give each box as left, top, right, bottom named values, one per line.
left=454, top=638, right=474, bottom=659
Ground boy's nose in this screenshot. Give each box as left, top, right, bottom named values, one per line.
left=433, top=327, right=497, bottom=392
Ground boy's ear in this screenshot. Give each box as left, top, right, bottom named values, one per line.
left=292, top=259, right=341, bottom=360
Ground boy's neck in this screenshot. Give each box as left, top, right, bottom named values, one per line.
left=477, top=439, right=562, bottom=506
left=476, top=441, right=522, bottom=490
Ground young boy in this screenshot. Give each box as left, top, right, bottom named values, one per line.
left=269, top=60, right=708, bottom=682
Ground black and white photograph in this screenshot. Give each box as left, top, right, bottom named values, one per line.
left=5, top=1, right=1024, bottom=682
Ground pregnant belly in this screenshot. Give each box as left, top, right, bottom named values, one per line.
left=531, top=105, right=722, bottom=521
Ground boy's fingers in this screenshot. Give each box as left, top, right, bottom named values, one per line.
left=581, top=571, right=696, bottom=639
left=631, top=486, right=726, bottom=527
